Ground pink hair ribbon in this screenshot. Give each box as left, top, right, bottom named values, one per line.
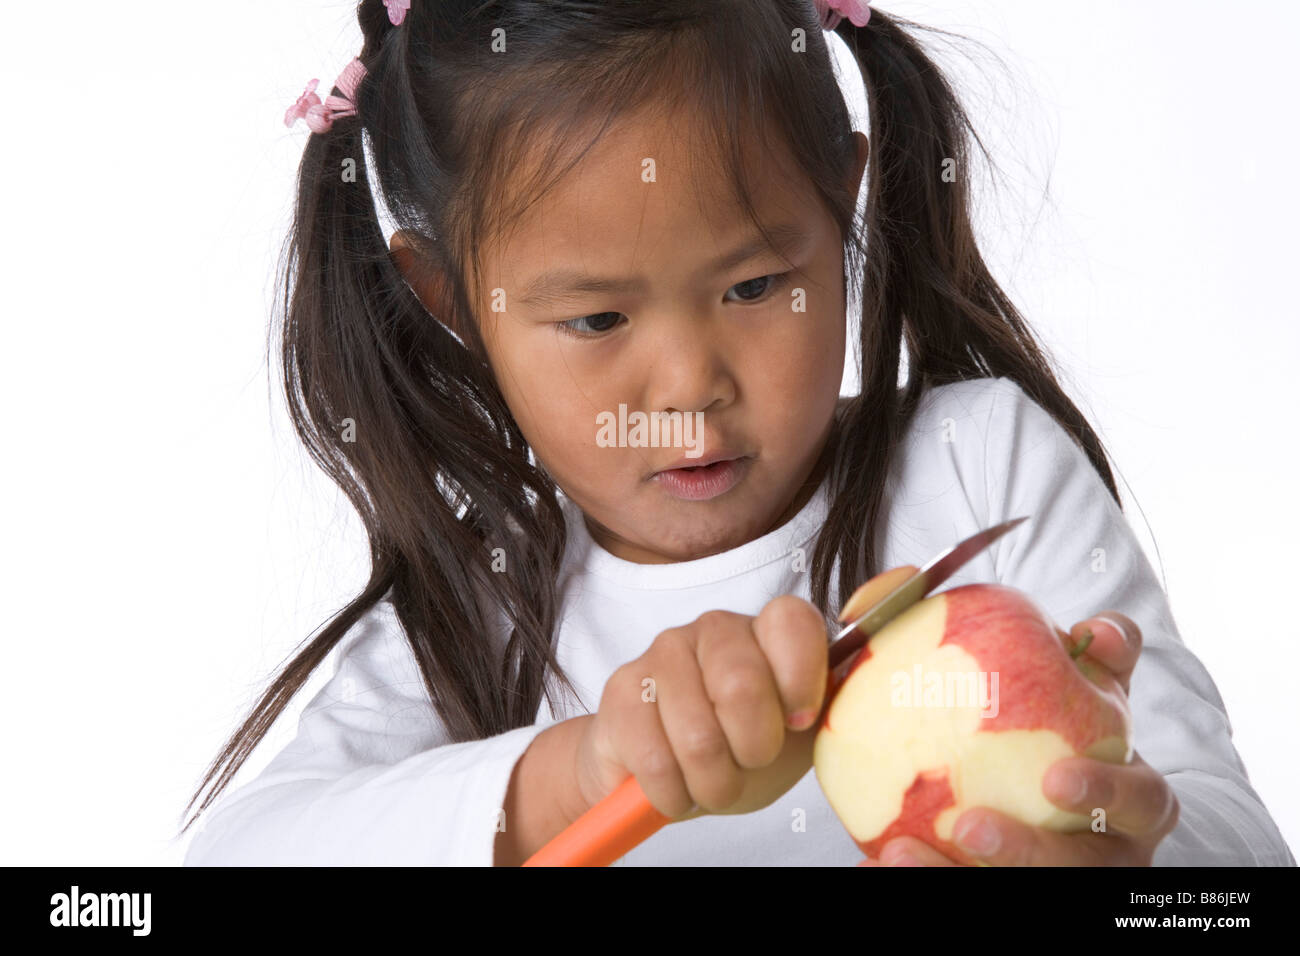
left=383, top=0, right=410, bottom=25
left=813, top=0, right=872, bottom=31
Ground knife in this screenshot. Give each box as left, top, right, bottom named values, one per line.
left=520, top=514, right=1031, bottom=867
left=827, top=515, right=1029, bottom=669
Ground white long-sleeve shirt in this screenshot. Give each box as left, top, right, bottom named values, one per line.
left=182, top=376, right=1295, bottom=866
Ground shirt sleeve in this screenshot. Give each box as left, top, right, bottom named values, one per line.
left=979, top=377, right=1295, bottom=866
left=182, top=600, right=549, bottom=866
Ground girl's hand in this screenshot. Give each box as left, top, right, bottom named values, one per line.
left=859, top=612, right=1181, bottom=866
left=569, top=566, right=914, bottom=821
left=573, top=594, right=829, bottom=820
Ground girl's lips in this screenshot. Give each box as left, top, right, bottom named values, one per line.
left=650, top=456, right=751, bottom=501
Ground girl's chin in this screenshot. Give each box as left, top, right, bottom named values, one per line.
left=632, top=509, right=767, bottom=562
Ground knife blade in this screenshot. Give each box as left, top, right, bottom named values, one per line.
left=826, top=515, right=1030, bottom=671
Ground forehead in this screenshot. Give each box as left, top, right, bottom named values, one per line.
left=482, top=105, right=822, bottom=274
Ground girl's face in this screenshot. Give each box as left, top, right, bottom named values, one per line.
left=401, top=111, right=868, bottom=564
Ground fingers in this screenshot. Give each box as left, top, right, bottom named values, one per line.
left=602, top=598, right=829, bottom=820
left=1043, top=753, right=1180, bottom=838
left=751, top=595, right=829, bottom=729
left=655, top=620, right=753, bottom=812
left=943, top=753, right=1179, bottom=865
left=601, top=658, right=694, bottom=819
left=693, top=611, right=787, bottom=770
left=1068, top=612, right=1141, bottom=694
left=951, top=807, right=1146, bottom=866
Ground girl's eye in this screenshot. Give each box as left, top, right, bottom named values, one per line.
left=554, top=272, right=793, bottom=339
left=724, top=272, right=791, bottom=303
left=556, top=312, right=625, bottom=338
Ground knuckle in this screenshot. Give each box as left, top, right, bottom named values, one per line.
left=637, top=744, right=678, bottom=782
left=602, top=665, right=632, bottom=705
left=609, top=663, right=648, bottom=703
left=679, top=726, right=730, bottom=765
left=696, top=609, right=737, bottom=631
left=711, top=665, right=769, bottom=712
left=613, top=659, right=641, bottom=684
left=759, top=593, right=801, bottom=621
left=652, top=626, right=690, bottom=657
left=762, top=595, right=825, bottom=640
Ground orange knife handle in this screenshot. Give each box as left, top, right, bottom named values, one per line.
left=522, top=776, right=671, bottom=867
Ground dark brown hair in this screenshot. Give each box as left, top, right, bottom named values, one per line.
left=179, top=0, right=1121, bottom=835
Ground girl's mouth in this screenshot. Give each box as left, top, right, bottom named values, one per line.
left=651, top=456, right=751, bottom=501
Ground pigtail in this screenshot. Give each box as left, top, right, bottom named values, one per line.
left=178, top=0, right=577, bottom=835
left=807, top=10, right=1123, bottom=621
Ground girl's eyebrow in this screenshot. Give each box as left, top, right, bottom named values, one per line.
left=517, top=220, right=814, bottom=307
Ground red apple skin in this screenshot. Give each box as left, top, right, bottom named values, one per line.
left=815, top=583, right=1133, bottom=866
left=863, top=768, right=962, bottom=862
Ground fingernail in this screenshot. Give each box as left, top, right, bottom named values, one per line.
left=787, top=709, right=816, bottom=730
left=955, top=819, right=1001, bottom=856
left=1094, top=615, right=1130, bottom=645
left=882, top=848, right=916, bottom=866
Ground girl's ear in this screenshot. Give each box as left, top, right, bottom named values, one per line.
left=847, top=131, right=870, bottom=200
left=388, top=229, right=462, bottom=338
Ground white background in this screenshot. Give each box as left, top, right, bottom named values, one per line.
left=1, top=1, right=1295, bottom=865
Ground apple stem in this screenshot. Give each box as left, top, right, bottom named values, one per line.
left=1070, top=627, right=1095, bottom=660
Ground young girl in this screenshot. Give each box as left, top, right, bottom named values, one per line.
left=179, top=0, right=1293, bottom=866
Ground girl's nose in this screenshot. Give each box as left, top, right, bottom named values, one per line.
left=643, top=319, right=738, bottom=417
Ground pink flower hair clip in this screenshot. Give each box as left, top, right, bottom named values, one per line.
left=282, top=1, right=408, bottom=131
left=813, top=0, right=872, bottom=31
left=284, top=57, right=368, bottom=134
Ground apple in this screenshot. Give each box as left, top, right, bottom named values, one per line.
left=813, top=581, right=1132, bottom=865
